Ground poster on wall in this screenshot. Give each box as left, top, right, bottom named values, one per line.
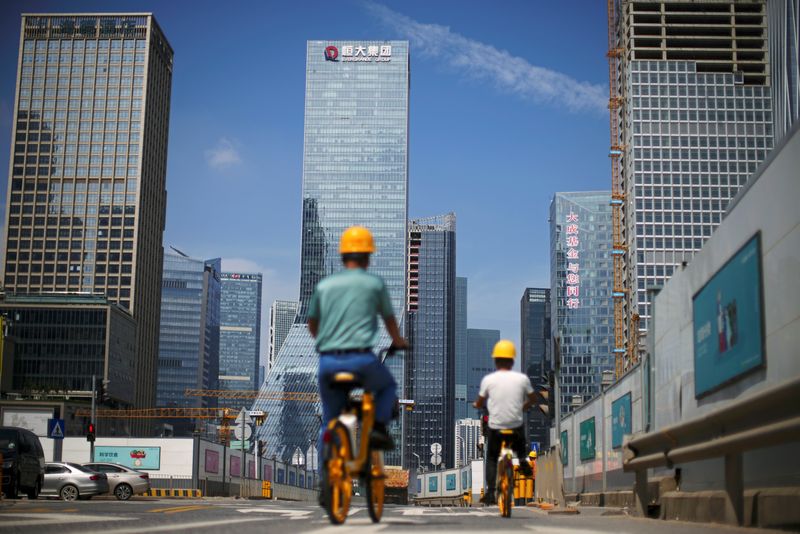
left=579, top=417, right=595, bottom=461
left=446, top=473, right=456, bottom=491
left=230, top=456, right=241, bottom=476
left=1, top=408, right=54, bottom=436
left=94, top=446, right=161, bottom=470
left=428, top=475, right=438, bottom=493
left=461, top=469, right=469, bottom=490
left=560, top=430, right=568, bottom=466
left=204, top=449, right=219, bottom=474
left=693, top=233, right=765, bottom=398
left=611, top=393, right=632, bottom=449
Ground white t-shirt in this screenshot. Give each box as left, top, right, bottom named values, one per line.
left=479, top=370, right=534, bottom=430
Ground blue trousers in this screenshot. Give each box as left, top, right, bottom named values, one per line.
left=317, top=352, right=397, bottom=465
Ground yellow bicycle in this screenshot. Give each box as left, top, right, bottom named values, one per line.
left=320, top=349, right=395, bottom=525
left=496, top=429, right=516, bottom=518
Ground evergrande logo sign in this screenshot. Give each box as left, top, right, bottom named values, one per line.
left=324, top=44, right=392, bottom=62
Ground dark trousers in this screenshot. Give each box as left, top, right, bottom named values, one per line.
left=485, top=426, right=528, bottom=490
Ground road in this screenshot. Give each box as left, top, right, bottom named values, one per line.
left=0, top=498, right=785, bottom=533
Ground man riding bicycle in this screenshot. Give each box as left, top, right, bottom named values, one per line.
left=473, top=339, right=535, bottom=505
left=308, top=226, right=408, bottom=461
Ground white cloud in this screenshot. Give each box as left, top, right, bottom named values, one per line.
left=364, top=2, right=607, bottom=114
left=205, top=137, right=242, bottom=169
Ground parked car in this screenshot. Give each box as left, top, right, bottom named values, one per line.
left=0, top=426, right=45, bottom=499
left=41, top=462, right=109, bottom=501
left=83, top=462, right=150, bottom=500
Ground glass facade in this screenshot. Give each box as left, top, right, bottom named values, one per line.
left=268, top=299, right=298, bottom=371
left=405, top=215, right=456, bottom=469
left=218, top=272, right=262, bottom=410
left=465, top=328, right=499, bottom=417
left=550, top=192, right=614, bottom=416
left=156, top=252, right=221, bottom=419
left=454, top=418, right=482, bottom=468
left=769, top=0, right=800, bottom=144
left=520, top=287, right=550, bottom=449
left=253, top=41, right=409, bottom=464
left=454, top=276, right=468, bottom=421
left=2, top=15, right=173, bottom=413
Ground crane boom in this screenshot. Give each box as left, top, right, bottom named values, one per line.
left=74, top=407, right=237, bottom=419
left=183, top=388, right=319, bottom=402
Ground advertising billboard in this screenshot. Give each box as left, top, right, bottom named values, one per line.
left=579, top=417, right=596, bottom=461
left=94, top=446, right=161, bottom=470
left=560, top=430, right=568, bottom=466
left=611, top=393, right=632, bottom=449
left=693, top=233, right=765, bottom=397
left=428, top=475, right=438, bottom=493
left=204, top=449, right=219, bottom=474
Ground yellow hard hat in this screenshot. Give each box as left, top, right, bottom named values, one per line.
left=339, top=226, right=375, bottom=254
left=529, top=451, right=537, bottom=459
left=492, top=339, right=516, bottom=359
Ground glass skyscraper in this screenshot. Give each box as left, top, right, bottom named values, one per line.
left=769, top=0, right=800, bottom=144
left=454, top=276, right=468, bottom=421
left=156, top=251, right=221, bottom=421
left=218, top=272, right=262, bottom=409
left=465, top=328, right=499, bottom=417
left=550, top=192, right=614, bottom=416
left=268, top=299, right=298, bottom=371
left=1, top=14, right=173, bottom=415
left=520, top=287, right=550, bottom=449
left=253, top=40, right=409, bottom=464
left=405, top=214, right=456, bottom=469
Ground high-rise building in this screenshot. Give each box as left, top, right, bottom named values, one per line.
left=520, top=287, right=550, bottom=449
left=550, top=192, right=614, bottom=415
left=454, top=277, right=468, bottom=420
left=156, top=251, right=221, bottom=427
left=268, top=299, right=298, bottom=371
left=218, top=272, right=262, bottom=409
left=614, top=1, right=774, bottom=367
left=454, top=418, right=483, bottom=468
left=465, top=328, right=500, bottom=417
left=405, top=214, right=456, bottom=469
left=1, top=15, right=173, bottom=414
left=252, top=41, right=409, bottom=465
left=769, top=0, right=800, bottom=143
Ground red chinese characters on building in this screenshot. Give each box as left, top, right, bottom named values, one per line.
left=565, top=212, right=580, bottom=309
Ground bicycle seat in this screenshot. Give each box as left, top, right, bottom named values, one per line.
left=331, top=372, right=363, bottom=390
left=499, top=429, right=515, bottom=435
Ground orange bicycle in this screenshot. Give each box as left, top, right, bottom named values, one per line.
left=495, top=429, right=516, bottom=518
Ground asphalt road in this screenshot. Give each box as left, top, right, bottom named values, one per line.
left=0, top=497, right=787, bottom=533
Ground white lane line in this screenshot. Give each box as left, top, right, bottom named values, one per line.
left=236, top=507, right=314, bottom=519
left=83, top=516, right=272, bottom=534
left=305, top=518, right=388, bottom=533
left=400, top=507, right=495, bottom=517
left=0, top=513, right=133, bottom=528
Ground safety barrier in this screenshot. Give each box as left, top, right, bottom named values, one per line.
left=413, top=492, right=471, bottom=507
left=145, top=488, right=203, bottom=498
left=535, top=447, right=565, bottom=506
left=623, top=376, right=800, bottom=525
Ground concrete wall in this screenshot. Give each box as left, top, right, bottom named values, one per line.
left=58, top=437, right=195, bottom=477
left=652, top=123, right=800, bottom=491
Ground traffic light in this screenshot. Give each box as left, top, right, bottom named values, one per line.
left=86, top=422, right=96, bottom=442
left=534, top=373, right=554, bottom=418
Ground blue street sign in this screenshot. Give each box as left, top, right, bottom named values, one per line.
left=530, top=442, right=540, bottom=453
left=47, top=418, right=65, bottom=440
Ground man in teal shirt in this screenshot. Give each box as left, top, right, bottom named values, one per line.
left=308, top=225, right=408, bottom=450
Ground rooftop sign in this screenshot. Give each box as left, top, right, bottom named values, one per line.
left=324, top=44, right=392, bottom=62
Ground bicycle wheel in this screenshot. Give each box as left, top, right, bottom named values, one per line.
left=497, top=459, right=514, bottom=518
left=322, top=423, right=353, bottom=524
left=365, top=449, right=385, bottom=523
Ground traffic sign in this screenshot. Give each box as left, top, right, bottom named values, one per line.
left=234, top=408, right=252, bottom=424
left=234, top=424, right=253, bottom=441
left=430, top=453, right=442, bottom=466
left=531, top=442, right=540, bottom=453
left=430, top=442, right=442, bottom=454
left=48, top=418, right=65, bottom=440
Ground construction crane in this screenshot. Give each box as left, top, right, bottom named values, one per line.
left=183, top=388, right=318, bottom=402
left=608, top=0, right=629, bottom=378
left=74, top=407, right=238, bottom=419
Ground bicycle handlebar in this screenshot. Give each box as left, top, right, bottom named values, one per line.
left=379, top=345, right=404, bottom=364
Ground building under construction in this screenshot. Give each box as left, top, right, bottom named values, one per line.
left=608, top=0, right=774, bottom=375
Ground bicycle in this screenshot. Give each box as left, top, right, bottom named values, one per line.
left=495, top=429, right=516, bottom=518
left=320, top=347, right=397, bottom=525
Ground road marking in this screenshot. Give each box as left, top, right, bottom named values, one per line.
left=84, top=516, right=273, bottom=534
left=0, top=507, right=78, bottom=513
left=305, top=518, right=388, bottom=533
left=0, top=513, right=132, bottom=527
left=236, top=507, right=314, bottom=519
left=400, top=507, right=494, bottom=517
left=148, top=504, right=215, bottom=514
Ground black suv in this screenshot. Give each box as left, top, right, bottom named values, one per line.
left=1, top=426, right=45, bottom=499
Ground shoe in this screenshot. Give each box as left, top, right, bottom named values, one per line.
left=519, top=462, right=533, bottom=477
left=369, top=423, right=395, bottom=450
left=480, top=491, right=496, bottom=505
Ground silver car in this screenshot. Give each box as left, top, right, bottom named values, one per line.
left=83, top=462, right=151, bottom=500
left=41, top=462, right=109, bottom=501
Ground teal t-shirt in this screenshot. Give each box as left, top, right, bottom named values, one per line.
left=307, top=268, right=395, bottom=353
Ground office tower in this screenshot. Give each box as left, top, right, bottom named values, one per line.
left=613, top=0, right=774, bottom=370
left=520, top=287, right=550, bottom=449
left=769, top=0, right=800, bottom=143
left=454, top=418, right=483, bottom=468
left=268, top=299, right=298, bottom=371
left=156, top=251, right=221, bottom=433
left=252, top=41, right=409, bottom=465
left=405, top=214, right=456, bottom=469
left=218, top=272, right=262, bottom=409
left=2, top=15, right=173, bottom=413
left=550, top=192, right=614, bottom=415
left=454, top=277, right=468, bottom=420
left=465, top=328, right=500, bottom=416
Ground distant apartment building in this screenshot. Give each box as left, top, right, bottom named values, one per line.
left=268, top=299, right=297, bottom=371
left=218, top=272, right=262, bottom=409
left=454, top=418, right=483, bottom=468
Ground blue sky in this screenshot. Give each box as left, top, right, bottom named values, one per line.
left=0, top=0, right=610, bottom=364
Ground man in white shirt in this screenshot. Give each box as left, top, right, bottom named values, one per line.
left=474, top=339, right=536, bottom=505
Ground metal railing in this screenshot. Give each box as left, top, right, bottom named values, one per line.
left=623, top=376, right=800, bottom=525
